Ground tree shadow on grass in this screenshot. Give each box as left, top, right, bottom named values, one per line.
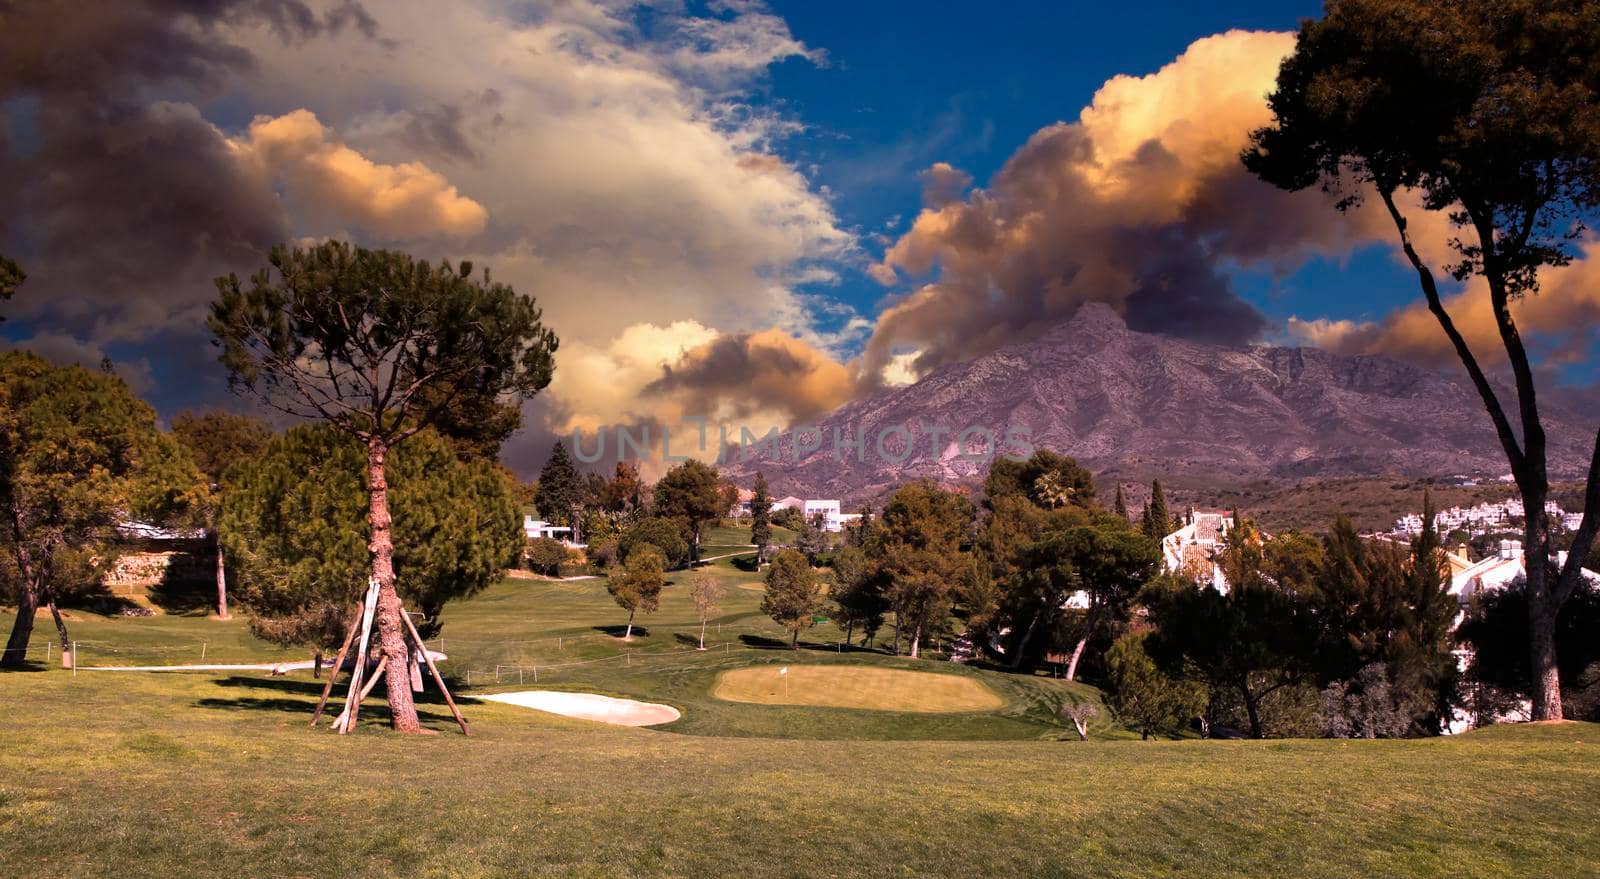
left=145, top=564, right=214, bottom=615
left=731, top=555, right=760, bottom=573
left=592, top=624, right=650, bottom=639
left=194, top=674, right=466, bottom=724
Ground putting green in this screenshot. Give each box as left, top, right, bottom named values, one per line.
left=712, top=664, right=1005, bottom=713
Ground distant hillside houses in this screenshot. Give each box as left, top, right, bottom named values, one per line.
left=1442, top=539, right=1600, bottom=732
left=1392, top=499, right=1575, bottom=537
left=1160, top=510, right=1237, bottom=593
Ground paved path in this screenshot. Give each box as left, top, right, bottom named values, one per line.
left=84, top=650, right=447, bottom=673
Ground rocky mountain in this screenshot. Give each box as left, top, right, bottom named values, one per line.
left=721, top=303, right=1595, bottom=505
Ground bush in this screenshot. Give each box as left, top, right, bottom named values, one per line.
left=525, top=537, right=570, bottom=576
left=771, top=507, right=806, bottom=531
left=620, top=517, right=690, bottom=569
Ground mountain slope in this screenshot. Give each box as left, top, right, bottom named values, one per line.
left=721, top=303, right=1595, bottom=504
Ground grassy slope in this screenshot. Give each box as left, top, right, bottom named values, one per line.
left=3, top=670, right=1598, bottom=878
left=5, top=533, right=1600, bottom=877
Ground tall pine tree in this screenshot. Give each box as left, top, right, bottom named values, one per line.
left=1113, top=484, right=1129, bottom=521
left=750, top=471, right=772, bottom=553
left=535, top=440, right=583, bottom=531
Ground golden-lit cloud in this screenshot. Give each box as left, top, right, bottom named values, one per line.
left=1292, top=237, right=1600, bottom=368
left=234, top=109, right=488, bottom=239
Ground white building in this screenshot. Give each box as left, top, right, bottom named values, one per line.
left=523, top=515, right=585, bottom=548
left=1161, top=511, right=1236, bottom=593
left=803, top=499, right=843, bottom=532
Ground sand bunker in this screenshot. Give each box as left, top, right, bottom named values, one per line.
left=713, top=665, right=1004, bottom=713
left=477, top=690, right=680, bottom=726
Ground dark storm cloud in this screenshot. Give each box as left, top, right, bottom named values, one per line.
left=0, top=0, right=381, bottom=337
left=862, top=30, right=1375, bottom=386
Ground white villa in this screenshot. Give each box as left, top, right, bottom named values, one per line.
left=523, top=515, right=585, bottom=548
left=746, top=495, right=851, bottom=532
left=1160, top=510, right=1236, bottom=593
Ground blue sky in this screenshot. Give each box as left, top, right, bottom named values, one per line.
left=757, top=0, right=1418, bottom=342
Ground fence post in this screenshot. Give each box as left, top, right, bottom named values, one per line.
left=45, top=641, right=51, bottom=664
left=201, top=642, right=207, bottom=661
left=533, top=667, right=538, bottom=683
left=518, top=668, right=524, bottom=685
left=71, top=641, right=78, bottom=677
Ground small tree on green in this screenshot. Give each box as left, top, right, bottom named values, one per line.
left=1, top=352, right=199, bottom=668
left=608, top=544, right=665, bottom=641
left=878, top=481, right=973, bottom=657
left=762, top=548, right=822, bottom=648
left=620, top=516, right=689, bottom=569
left=1107, top=632, right=1208, bottom=740
left=797, top=511, right=830, bottom=563
left=171, top=410, right=273, bottom=619
left=209, top=241, right=557, bottom=733
left=653, top=459, right=723, bottom=554
left=749, top=471, right=772, bottom=553
left=525, top=537, right=570, bottom=576
left=689, top=570, right=724, bottom=650
left=829, top=544, right=886, bottom=647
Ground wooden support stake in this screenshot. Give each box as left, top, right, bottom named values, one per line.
left=399, top=609, right=470, bottom=736
left=310, top=604, right=365, bottom=728
left=334, top=651, right=388, bottom=734
left=339, top=582, right=381, bottom=735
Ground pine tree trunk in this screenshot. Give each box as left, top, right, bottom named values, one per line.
left=215, top=531, right=230, bottom=620
left=2, top=504, right=40, bottom=668
left=1524, top=509, right=1564, bottom=721
left=1064, top=635, right=1089, bottom=682
left=1528, top=582, right=1563, bottom=721
left=909, top=622, right=921, bottom=658
left=45, top=585, right=71, bottom=668
left=698, top=617, right=707, bottom=650
left=1010, top=609, right=1044, bottom=670
left=367, top=436, right=421, bottom=733
left=845, top=619, right=854, bottom=648
left=1242, top=681, right=1263, bottom=739
left=892, top=613, right=902, bottom=655
left=625, top=608, right=635, bottom=641
left=791, top=629, right=798, bottom=649
left=2, top=570, right=38, bottom=668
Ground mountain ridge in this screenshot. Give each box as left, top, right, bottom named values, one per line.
left=719, top=303, right=1595, bottom=505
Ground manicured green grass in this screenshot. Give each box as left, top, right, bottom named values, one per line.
left=3, top=669, right=1598, bottom=878
left=6, top=556, right=1600, bottom=877
left=712, top=664, right=1006, bottom=712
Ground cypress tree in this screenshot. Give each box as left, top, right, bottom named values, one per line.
left=750, top=471, right=772, bottom=552
left=1142, top=479, right=1171, bottom=541
left=1114, top=484, right=1129, bottom=521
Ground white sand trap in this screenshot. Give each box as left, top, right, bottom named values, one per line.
left=478, top=690, right=680, bottom=727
